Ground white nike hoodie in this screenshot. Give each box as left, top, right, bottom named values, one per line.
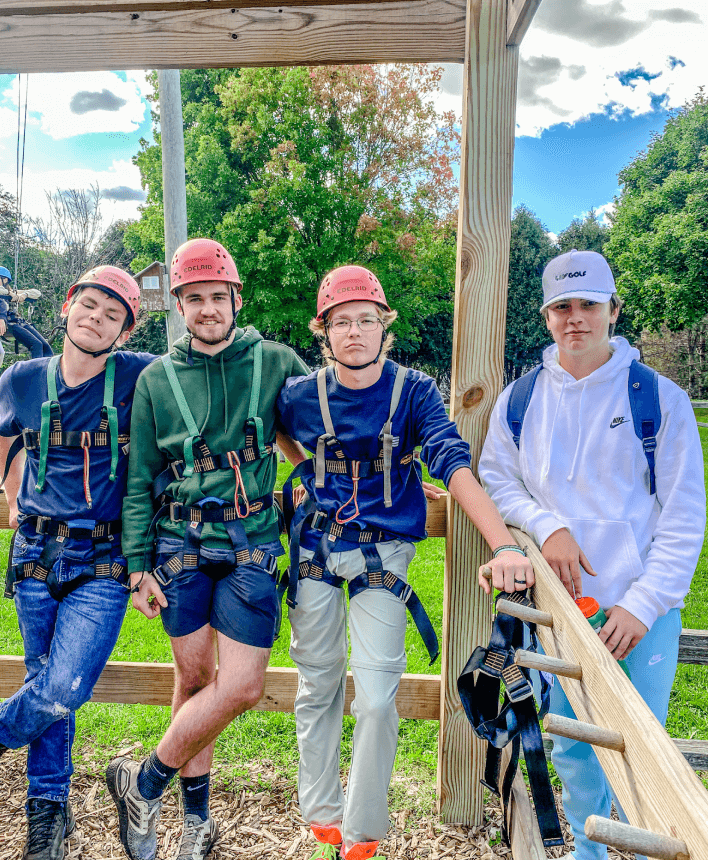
left=479, top=337, right=705, bottom=630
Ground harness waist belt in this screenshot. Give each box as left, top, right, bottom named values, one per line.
left=318, top=451, right=415, bottom=479
left=309, top=511, right=389, bottom=544
left=25, top=516, right=122, bottom=539
left=167, top=494, right=274, bottom=524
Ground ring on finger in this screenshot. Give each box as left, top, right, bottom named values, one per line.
left=514, top=578, right=527, bottom=584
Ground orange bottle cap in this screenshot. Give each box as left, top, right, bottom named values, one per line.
left=575, top=596, right=600, bottom=618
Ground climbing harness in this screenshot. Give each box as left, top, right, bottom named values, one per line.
left=1, top=353, right=130, bottom=600
left=0, top=354, right=127, bottom=507
left=5, top=516, right=126, bottom=601
left=507, top=359, right=662, bottom=494
left=280, top=364, right=439, bottom=664
left=457, top=590, right=564, bottom=849
left=144, top=340, right=279, bottom=584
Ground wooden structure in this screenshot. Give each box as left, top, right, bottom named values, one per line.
left=135, top=261, right=168, bottom=312
left=0, top=0, right=546, bottom=826
left=3, top=489, right=708, bottom=857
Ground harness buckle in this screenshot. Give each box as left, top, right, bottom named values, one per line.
left=502, top=663, right=533, bottom=703
left=170, top=461, right=182, bottom=480
left=642, top=435, right=657, bottom=453
left=152, top=567, right=170, bottom=587
left=22, top=428, right=37, bottom=450
left=34, top=515, right=51, bottom=535
left=169, top=502, right=179, bottom=522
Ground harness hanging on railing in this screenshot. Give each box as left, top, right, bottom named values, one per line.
left=457, top=590, right=564, bottom=849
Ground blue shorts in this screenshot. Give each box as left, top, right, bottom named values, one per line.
left=154, top=536, right=282, bottom=648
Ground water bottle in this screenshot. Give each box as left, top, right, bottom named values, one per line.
left=575, top=597, right=631, bottom=679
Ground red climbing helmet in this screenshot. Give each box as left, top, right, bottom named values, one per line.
left=316, top=265, right=391, bottom=321
left=67, top=265, right=140, bottom=331
left=170, top=238, right=242, bottom=296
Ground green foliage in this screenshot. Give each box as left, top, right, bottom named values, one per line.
left=606, top=91, right=708, bottom=333
left=126, top=66, right=459, bottom=377
left=504, top=205, right=556, bottom=382
left=557, top=209, right=610, bottom=255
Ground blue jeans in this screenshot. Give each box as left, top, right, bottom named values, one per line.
left=0, top=533, right=128, bottom=802
left=547, top=608, right=681, bottom=860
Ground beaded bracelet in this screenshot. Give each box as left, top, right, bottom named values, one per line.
left=492, top=544, right=527, bottom=558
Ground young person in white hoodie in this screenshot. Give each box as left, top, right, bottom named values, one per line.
left=478, top=249, right=705, bottom=860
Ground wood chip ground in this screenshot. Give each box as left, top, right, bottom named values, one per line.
left=0, top=748, right=634, bottom=859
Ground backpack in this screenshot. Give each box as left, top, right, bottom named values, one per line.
left=506, top=359, right=661, bottom=494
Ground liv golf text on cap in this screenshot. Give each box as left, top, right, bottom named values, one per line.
left=541, top=249, right=615, bottom=311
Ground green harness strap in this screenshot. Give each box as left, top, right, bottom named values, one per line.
left=247, top=341, right=266, bottom=456
left=36, top=353, right=119, bottom=492
left=161, top=353, right=201, bottom=477
left=161, top=340, right=265, bottom=478
left=36, top=355, right=61, bottom=492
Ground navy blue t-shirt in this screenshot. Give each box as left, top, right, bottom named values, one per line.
left=0, top=351, right=155, bottom=523
left=277, top=360, right=471, bottom=545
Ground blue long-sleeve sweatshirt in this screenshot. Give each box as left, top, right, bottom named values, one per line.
left=276, top=360, right=471, bottom=547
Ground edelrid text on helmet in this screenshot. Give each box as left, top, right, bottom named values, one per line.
left=170, top=239, right=242, bottom=296
left=316, top=265, right=391, bottom=321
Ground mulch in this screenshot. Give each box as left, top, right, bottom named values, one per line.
left=0, top=746, right=634, bottom=860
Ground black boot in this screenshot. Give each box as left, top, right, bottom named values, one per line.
left=23, top=799, right=75, bottom=860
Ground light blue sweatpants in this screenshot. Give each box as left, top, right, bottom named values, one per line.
left=547, top=607, right=682, bottom=860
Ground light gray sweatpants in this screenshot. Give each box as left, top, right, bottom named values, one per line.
left=289, top=540, right=416, bottom=847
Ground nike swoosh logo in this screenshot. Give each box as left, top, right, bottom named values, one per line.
left=648, top=654, right=665, bottom=665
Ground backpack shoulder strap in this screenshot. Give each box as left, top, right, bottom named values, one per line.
left=628, top=359, right=661, bottom=495
left=506, top=364, right=543, bottom=449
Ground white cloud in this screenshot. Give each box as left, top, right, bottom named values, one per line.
left=593, top=201, right=616, bottom=226
left=516, top=0, right=705, bottom=136
left=0, top=159, right=144, bottom=227
left=2, top=72, right=146, bottom=140
left=435, top=1, right=706, bottom=137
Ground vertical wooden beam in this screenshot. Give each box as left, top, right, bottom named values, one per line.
left=437, top=0, right=519, bottom=824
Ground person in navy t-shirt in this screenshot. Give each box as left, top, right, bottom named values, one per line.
left=276, top=265, right=534, bottom=860
left=0, top=265, right=154, bottom=860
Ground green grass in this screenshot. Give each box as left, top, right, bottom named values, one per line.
left=694, top=408, right=708, bottom=424
left=2, top=445, right=708, bottom=793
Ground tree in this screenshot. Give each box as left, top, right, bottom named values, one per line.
left=126, top=66, right=459, bottom=373
left=557, top=209, right=610, bottom=255
left=504, top=205, right=557, bottom=382
left=606, top=91, right=708, bottom=334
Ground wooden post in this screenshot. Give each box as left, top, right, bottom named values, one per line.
left=437, top=0, right=520, bottom=824
left=158, top=68, right=188, bottom=347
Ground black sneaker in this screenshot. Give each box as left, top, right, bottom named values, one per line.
left=23, top=799, right=75, bottom=860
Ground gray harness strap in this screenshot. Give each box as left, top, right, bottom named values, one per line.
left=314, top=364, right=407, bottom=507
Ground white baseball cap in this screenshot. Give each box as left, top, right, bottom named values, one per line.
left=541, top=249, right=615, bottom=311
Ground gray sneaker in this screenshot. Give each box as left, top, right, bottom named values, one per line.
left=174, top=815, right=219, bottom=860
left=23, top=799, right=75, bottom=860
left=106, top=757, right=162, bottom=860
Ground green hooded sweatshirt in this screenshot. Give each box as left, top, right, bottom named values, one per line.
left=122, top=326, right=309, bottom=574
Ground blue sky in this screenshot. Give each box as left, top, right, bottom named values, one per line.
left=0, top=0, right=705, bottom=239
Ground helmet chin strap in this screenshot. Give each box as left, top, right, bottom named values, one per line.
left=63, top=323, right=119, bottom=358
left=327, top=330, right=385, bottom=371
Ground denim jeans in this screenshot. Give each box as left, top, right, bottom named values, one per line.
left=0, top=532, right=128, bottom=802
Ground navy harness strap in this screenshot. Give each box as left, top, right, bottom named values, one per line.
left=457, top=592, right=563, bottom=849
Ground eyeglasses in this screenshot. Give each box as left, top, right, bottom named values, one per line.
left=328, top=315, right=383, bottom=334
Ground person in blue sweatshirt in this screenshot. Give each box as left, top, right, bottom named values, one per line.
left=276, top=265, right=533, bottom=860
left=0, top=265, right=153, bottom=860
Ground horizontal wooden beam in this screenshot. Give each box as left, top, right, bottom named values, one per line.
left=0, top=0, right=466, bottom=73
left=0, top=656, right=441, bottom=719
left=506, top=0, right=541, bottom=46
left=2, top=0, right=414, bottom=13
left=513, top=527, right=708, bottom=859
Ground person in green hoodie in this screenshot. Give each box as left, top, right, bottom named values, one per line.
left=106, top=239, right=309, bottom=860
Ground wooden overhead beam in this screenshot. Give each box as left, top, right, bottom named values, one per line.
left=506, top=0, right=542, bottom=46
left=512, top=527, right=708, bottom=860
left=0, top=0, right=466, bottom=73
left=1, top=0, right=420, bottom=12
